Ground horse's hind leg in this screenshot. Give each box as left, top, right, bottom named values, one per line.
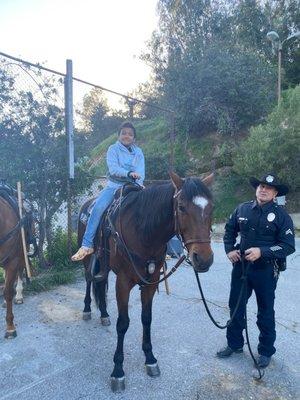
left=3, top=261, right=18, bottom=338
left=141, top=284, right=160, bottom=377
left=83, top=280, right=92, bottom=320
left=110, top=274, right=133, bottom=392
left=1, top=269, right=6, bottom=308
left=92, top=277, right=110, bottom=326
left=14, top=273, right=24, bottom=304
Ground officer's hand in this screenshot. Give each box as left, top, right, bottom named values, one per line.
left=129, top=172, right=140, bottom=180
left=245, top=247, right=261, bottom=262
left=227, top=250, right=241, bottom=263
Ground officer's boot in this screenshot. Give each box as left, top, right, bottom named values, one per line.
left=216, top=345, right=243, bottom=358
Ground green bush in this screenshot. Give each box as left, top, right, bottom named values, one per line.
left=26, top=228, right=79, bottom=293
left=233, top=86, right=300, bottom=191
left=213, top=172, right=251, bottom=222
left=0, top=269, right=4, bottom=284
left=46, top=228, right=77, bottom=270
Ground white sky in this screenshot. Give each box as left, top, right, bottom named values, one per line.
left=0, top=0, right=159, bottom=108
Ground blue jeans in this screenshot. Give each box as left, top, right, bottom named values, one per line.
left=82, top=186, right=116, bottom=248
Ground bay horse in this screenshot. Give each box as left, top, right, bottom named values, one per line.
left=0, top=193, right=27, bottom=338
left=78, top=172, right=214, bottom=392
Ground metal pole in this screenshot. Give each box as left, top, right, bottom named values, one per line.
left=65, top=60, right=74, bottom=179
left=64, top=59, right=74, bottom=257
left=277, top=44, right=282, bottom=106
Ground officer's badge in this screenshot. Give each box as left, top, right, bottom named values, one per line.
left=285, top=228, right=293, bottom=235
left=267, top=212, right=275, bottom=222
left=266, top=175, right=274, bottom=183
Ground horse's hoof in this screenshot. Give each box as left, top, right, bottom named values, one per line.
left=82, top=312, right=92, bottom=320
left=145, top=363, right=161, bottom=377
left=101, top=317, right=111, bottom=326
left=14, top=298, right=23, bottom=305
left=4, top=330, right=17, bottom=339
left=111, top=376, right=125, bottom=392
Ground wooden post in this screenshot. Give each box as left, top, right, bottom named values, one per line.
left=17, top=182, right=31, bottom=278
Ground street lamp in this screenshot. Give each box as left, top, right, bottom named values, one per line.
left=267, top=30, right=300, bottom=106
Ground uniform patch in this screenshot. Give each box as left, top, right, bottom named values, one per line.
left=270, top=245, right=282, bottom=251
left=285, top=228, right=293, bottom=235
left=266, top=175, right=274, bottom=183
left=267, top=212, right=275, bottom=222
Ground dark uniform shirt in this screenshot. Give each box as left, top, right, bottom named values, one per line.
left=224, top=200, right=295, bottom=262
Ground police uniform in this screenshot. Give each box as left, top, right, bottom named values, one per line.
left=223, top=175, right=295, bottom=358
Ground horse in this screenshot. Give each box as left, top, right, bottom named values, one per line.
left=0, top=194, right=27, bottom=338
left=78, top=172, right=214, bottom=392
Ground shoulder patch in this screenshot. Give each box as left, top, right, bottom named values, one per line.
left=285, top=229, right=293, bottom=235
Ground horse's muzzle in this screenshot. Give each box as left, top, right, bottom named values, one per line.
left=191, top=252, right=214, bottom=273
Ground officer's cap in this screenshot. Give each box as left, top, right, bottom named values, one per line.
left=249, top=174, right=289, bottom=196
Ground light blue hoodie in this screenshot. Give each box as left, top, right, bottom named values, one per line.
left=106, top=140, right=145, bottom=188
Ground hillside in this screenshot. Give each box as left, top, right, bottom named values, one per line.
left=88, top=116, right=299, bottom=222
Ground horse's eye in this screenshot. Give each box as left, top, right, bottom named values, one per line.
left=178, top=204, right=186, bottom=213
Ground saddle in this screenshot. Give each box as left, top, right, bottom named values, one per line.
left=0, top=181, right=19, bottom=216
left=83, top=183, right=144, bottom=280
left=0, top=181, right=37, bottom=256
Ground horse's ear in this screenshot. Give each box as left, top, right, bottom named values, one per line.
left=202, top=173, right=214, bottom=187
left=169, top=171, right=184, bottom=190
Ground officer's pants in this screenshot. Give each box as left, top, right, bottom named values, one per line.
left=226, top=261, right=278, bottom=357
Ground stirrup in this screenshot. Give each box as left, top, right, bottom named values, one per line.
left=71, top=247, right=94, bottom=261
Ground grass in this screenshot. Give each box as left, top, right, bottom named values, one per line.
left=0, top=268, right=4, bottom=284
left=25, top=268, right=80, bottom=294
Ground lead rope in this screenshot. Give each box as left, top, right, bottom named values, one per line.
left=190, top=256, right=264, bottom=380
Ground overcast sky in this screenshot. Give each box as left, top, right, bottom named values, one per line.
left=0, top=0, right=159, bottom=107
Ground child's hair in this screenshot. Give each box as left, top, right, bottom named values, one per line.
left=118, top=121, right=136, bottom=138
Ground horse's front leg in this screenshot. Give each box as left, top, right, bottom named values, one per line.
left=141, top=283, right=160, bottom=377
left=14, top=273, right=24, bottom=304
left=111, top=273, right=133, bottom=392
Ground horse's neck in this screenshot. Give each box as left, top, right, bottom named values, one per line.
left=135, top=185, right=175, bottom=247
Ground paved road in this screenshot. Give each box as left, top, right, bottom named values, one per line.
left=0, top=240, right=299, bottom=400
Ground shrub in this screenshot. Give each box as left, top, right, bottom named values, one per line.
left=46, top=228, right=77, bottom=269
left=233, top=86, right=300, bottom=190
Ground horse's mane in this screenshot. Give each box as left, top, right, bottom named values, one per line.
left=120, top=177, right=212, bottom=245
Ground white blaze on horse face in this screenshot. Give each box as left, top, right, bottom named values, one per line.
left=193, top=196, right=208, bottom=215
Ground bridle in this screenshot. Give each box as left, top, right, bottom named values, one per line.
left=173, top=188, right=211, bottom=249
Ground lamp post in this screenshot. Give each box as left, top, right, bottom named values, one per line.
left=267, top=30, right=300, bottom=106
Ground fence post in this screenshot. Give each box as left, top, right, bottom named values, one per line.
left=65, top=59, right=74, bottom=257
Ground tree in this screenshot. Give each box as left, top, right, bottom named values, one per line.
left=0, top=64, right=94, bottom=266
left=78, top=87, right=125, bottom=149
left=142, top=0, right=299, bottom=137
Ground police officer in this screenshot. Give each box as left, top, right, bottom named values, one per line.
left=217, top=174, right=295, bottom=368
